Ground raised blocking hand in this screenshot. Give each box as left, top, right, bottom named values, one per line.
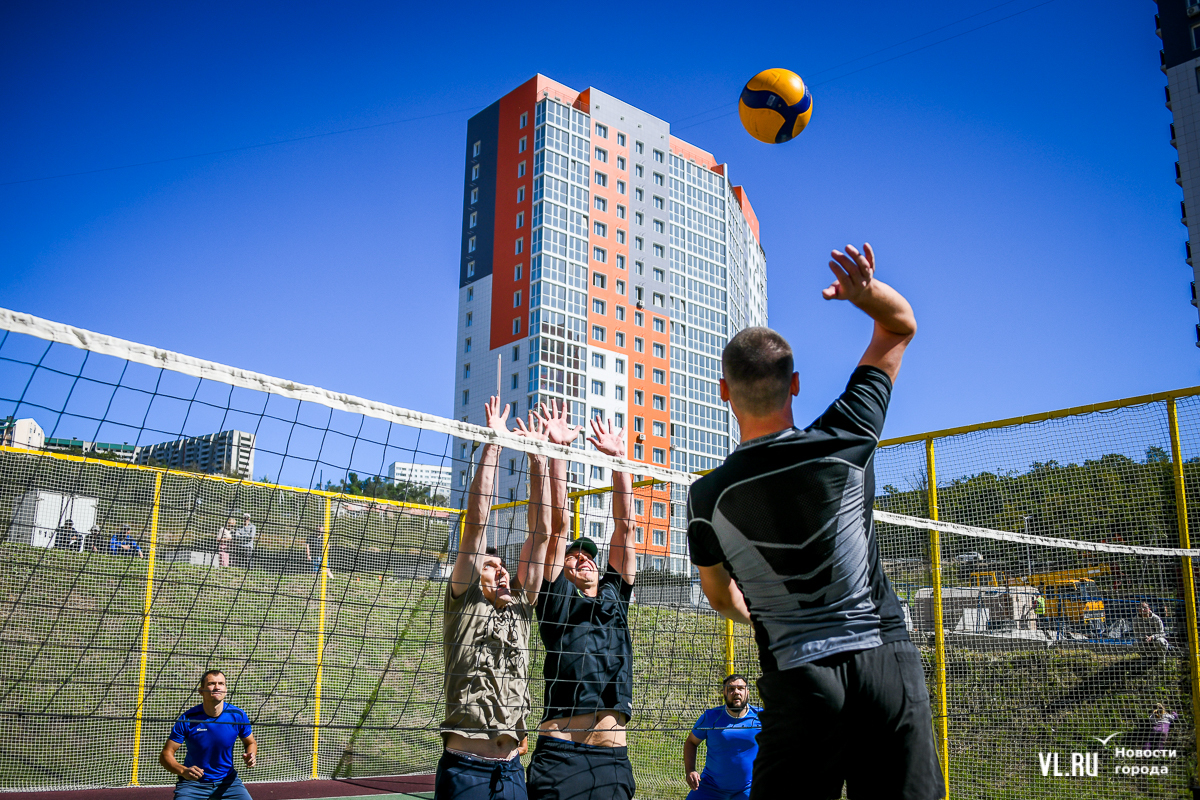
left=537, top=398, right=583, bottom=446
left=586, top=417, right=626, bottom=458
left=822, top=242, right=876, bottom=304
left=483, top=395, right=510, bottom=435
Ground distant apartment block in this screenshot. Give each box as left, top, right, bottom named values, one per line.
left=388, top=461, right=453, bottom=496
left=135, top=430, right=255, bottom=477
left=0, top=417, right=45, bottom=450
left=451, top=75, right=769, bottom=573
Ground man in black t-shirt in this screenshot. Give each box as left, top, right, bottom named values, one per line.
left=688, top=243, right=944, bottom=800
left=527, top=403, right=638, bottom=800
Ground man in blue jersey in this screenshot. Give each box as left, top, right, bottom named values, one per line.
left=683, top=675, right=760, bottom=800
left=688, top=244, right=943, bottom=799
left=159, top=670, right=257, bottom=799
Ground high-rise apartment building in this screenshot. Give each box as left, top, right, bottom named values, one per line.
left=452, top=75, right=768, bottom=573
left=135, top=430, right=255, bottom=478
left=388, top=461, right=453, bottom=497
left=1158, top=0, right=1200, bottom=343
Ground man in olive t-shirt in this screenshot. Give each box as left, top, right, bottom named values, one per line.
left=436, top=396, right=554, bottom=800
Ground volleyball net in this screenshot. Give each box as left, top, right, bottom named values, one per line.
left=0, top=307, right=1198, bottom=799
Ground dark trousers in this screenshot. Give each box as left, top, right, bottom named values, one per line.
left=526, top=736, right=635, bottom=800
left=435, top=749, right=526, bottom=800
left=751, top=639, right=944, bottom=800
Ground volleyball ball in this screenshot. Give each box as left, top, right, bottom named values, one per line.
left=738, top=68, right=813, bottom=144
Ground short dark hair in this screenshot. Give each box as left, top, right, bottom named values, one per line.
left=722, top=327, right=794, bottom=416
left=485, top=546, right=499, bottom=557
left=723, top=673, right=748, bottom=687
left=199, top=669, right=225, bottom=688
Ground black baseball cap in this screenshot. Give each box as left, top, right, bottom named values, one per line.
left=565, top=536, right=598, bottom=558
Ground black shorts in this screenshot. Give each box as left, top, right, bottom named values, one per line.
left=526, top=736, right=635, bottom=800
left=751, top=639, right=944, bottom=800
left=435, top=749, right=527, bottom=800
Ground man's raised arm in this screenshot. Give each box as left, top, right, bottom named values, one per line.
left=537, top=399, right=581, bottom=584
left=823, top=242, right=916, bottom=384
left=448, top=396, right=509, bottom=598
left=514, top=414, right=552, bottom=605
left=587, top=418, right=635, bottom=585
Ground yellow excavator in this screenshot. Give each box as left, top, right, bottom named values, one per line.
left=969, top=566, right=1108, bottom=630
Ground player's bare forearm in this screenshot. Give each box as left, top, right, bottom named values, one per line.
left=699, top=564, right=753, bottom=625
left=519, top=453, right=552, bottom=602
left=824, top=244, right=915, bottom=382
left=242, top=734, right=257, bottom=767
left=543, top=456, right=570, bottom=581
left=450, top=442, right=500, bottom=593
left=852, top=279, right=916, bottom=338
left=607, top=469, right=636, bottom=583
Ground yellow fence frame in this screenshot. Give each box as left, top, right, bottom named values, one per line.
left=128, top=471, right=162, bottom=786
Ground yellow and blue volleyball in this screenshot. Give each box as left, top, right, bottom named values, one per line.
left=738, top=68, right=813, bottom=144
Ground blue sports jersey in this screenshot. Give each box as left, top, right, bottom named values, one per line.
left=168, top=703, right=252, bottom=782
left=692, top=705, right=762, bottom=793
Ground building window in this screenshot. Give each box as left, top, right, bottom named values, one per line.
left=616, top=229, right=626, bottom=244
left=512, top=344, right=520, bottom=361
left=519, top=136, right=528, bottom=153
left=593, top=272, right=607, bottom=289
left=635, top=310, right=644, bottom=326
left=615, top=385, right=625, bottom=400
left=463, top=363, right=471, bottom=379
left=617, top=180, right=626, bottom=194
left=473, top=141, right=481, bottom=157
left=634, top=363, right=644, bottom=379
left=518, top=161, right=526, bottom=177
left=615, top=331, right=625, bottom=347
left=616, top=254, right=625, bottom=270
left=617, top=132, right=626, bottom=146
left=460, top=470, right=467, bottom=487
left=467, top=287, right=474, bottom=301
left=512, top=373, right=519, bottom=390
left=595, top=147, right=608, bottom=163
left=516, top=238, right=524, bottom=254
left=472, top=164, right=480, bottom=180
left=515, top=263, right=523, bottom=280
left=652, top=342, right=665, bottom=359
left=471, top=187, right=479, bottom=204
left=594, top=221, right=607, bottom=237
left=462, top=389, right=470, bottom=406
left=595, top=171, right=608, bottom=187
left=616, top=204, right=626, bottom=219
left=614, top=411, right=624, bottom=428
left=614, top=358, right=625, bottom=374
left=635, top=337, right=644, bottom=353
left=615, top=305, right=625, bottom=321
left=635, top=188, right=644, bottom=201
left=653, top=529, right=665, bottom=546
left=592, top=325, right=606, bottom=342
left=652, top=292, right=664, bottom=307
left=516, top=211, right=525, bottom=228
left=465, top=337, right=471, bottom=353
left=594, top=196, right=607, bottom=212
left=653, top=267, right=665, bottom=282
left=653, top=395, right=665, bottom=410
left=520, top=112, right=528, bottom=128
left=652, top=420, right=665, bottom=437
left=469, top=211, right=477, bottom=228
left=512, top=317, right=522, bottom=334
left=653, top=448, right=666, bottom=464
left=593, top=246, right=607, bottom=262
left=514, top=291, right=522, bottom=307
left=635, top=211, right=644, bottom=226
left=634, top=237, right=644, bottom=251
left=633, top=416, right=644, bottom=433
left=653, top=244, right=665, bottom=257
left=652, top=501, right=666, bottom=518
left=1194, top=22, right=1200, bottom=50
left=617, top=156, right=626, bottom=171
left=593, top=298, right=606, bottom=315
left=635, top=164, right=644, bottom=178
left=595, top=122, right=608, bottom=138
left=466, top=312, right=473, bottom=327
left=634, top=443, right=644, bottom=459
left=653, top=219, right=664, bottom=233
left=635, top=260, right=644, bottom=275
left=653, top=149, right=664, bottom=163
left=616, top=279, right=626, bottom=295
left=635, top=141, right=644, bottom=154
left=636, top=527, right=644, bottom=544
left=653, top=195, right=664, bottom=210
left=517, top=186, right=525, bottom=202
left=591, top=380, right=605, bottom=396
left=634, top=390, right=644, bottom=406
left=653, top=317, right=665, bottom=333
left=592, top=352, right=606, bottom=369
left=466, top=261, right=476, bottom=277
left=468, top=236, right=476, bottom=253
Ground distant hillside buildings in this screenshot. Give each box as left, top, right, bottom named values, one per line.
left=388, top=461, right=453, bottom=496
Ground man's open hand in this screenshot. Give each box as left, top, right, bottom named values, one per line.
left=483, top=395, right=510, bottom=435
left=822, top=243, right=875, bottom=304
left=586, top=417, right=625, bottom=458
left=537, top=398, right=582, bottom=446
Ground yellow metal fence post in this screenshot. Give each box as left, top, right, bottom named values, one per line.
left=926, top=438, right=950, bottom=799
left=130, top=471, right=162, bottom=786
left=312, top=497, right=332, bottom=779
left=1167, top=399, right=1200, bottom=778
left=724, top=619, right=735, bottom=678
left=572, top=496, right=581, bottom=540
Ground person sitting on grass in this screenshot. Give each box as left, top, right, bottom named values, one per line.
left=436, top=396, right=554, bottom=800
left=159, top=669, right=257, bottom=800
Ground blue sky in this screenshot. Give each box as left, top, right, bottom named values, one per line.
left=1, top=0, right=1192, bottom=447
